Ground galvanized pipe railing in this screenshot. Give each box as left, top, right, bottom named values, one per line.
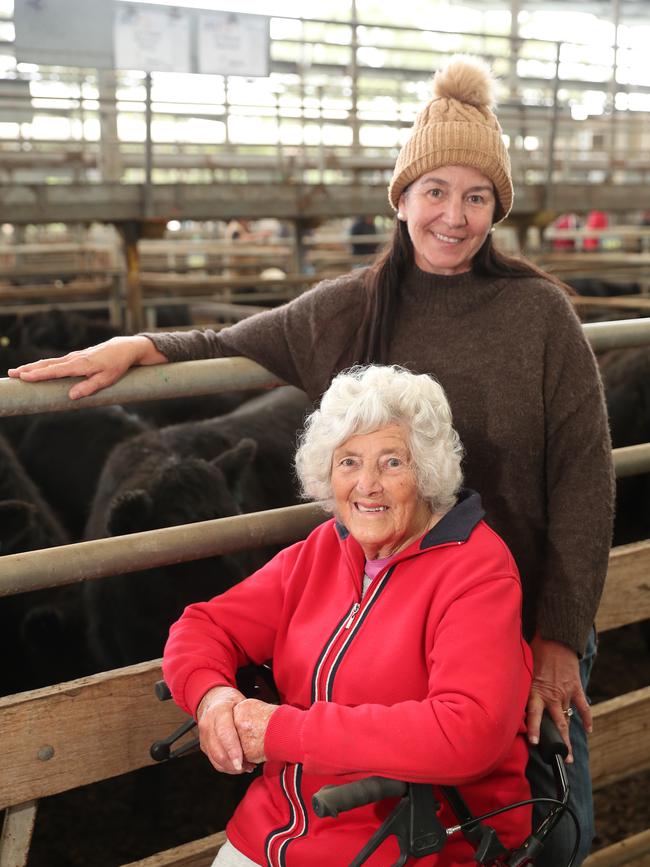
left=611, top=443, right=650, bottom=478
left=0, top=503, right=327, bottom=597
left=582, top=317, right=650, bottom=352
left=0, top=444, right=644, bottom=595
left=0, top=357, right=285, bottom=417
left=1, top=319, right=650, bottom=417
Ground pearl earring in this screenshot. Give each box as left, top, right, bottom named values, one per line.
left=397, top=211, right=405, bottom=221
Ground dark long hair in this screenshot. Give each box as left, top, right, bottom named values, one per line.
left=353, top=219, right=574, bottom=365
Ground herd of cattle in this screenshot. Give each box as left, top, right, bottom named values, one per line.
left=1, top=301, right=649, bottom=701
left=0, top=310, right=314, bottom=697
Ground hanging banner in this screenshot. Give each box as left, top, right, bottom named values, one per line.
left=14, top=0, right=114, bottom=69
left=14, top=1, right=270, bottom=77
left=114, top=3, right=191, bottom=73
left=198, top=11, right=270, bottom=78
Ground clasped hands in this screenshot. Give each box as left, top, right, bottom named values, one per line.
left=196, top=685, right=278, bottom=775
left=196, top=637, right=590, bottom=774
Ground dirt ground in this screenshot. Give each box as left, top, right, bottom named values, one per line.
left=12, top=622, right=650, bottom=866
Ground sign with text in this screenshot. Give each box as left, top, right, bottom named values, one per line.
left=14, top=1, right=270, bottom=77
left=198, top=11, right=270, bottom=78
left=114, top=3, right=191, bottom=73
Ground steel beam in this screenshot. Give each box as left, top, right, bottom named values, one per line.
left=3, top=180, right=650, bottom=225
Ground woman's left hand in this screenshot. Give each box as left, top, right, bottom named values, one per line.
left=526, top=635, right=592, bottom=763
left=233, top=699, right=279, bottom=764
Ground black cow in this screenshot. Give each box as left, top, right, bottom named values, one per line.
left=0, top=340, right=68, bottom=447
left=599, top=346, right=650, bottom=546
left=11, top=308, right=121, bottom=352
left=17, top=406, right=150, bottom=539
left=84, top=386, right=312, bottom=670
left=568, top=278, right=641, bottom=298
left=0, top=434, right=90, bottom=695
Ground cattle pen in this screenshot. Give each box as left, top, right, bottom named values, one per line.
left=1, top=319, right=650, bottom=867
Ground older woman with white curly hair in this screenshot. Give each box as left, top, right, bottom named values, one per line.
left=296, top=364, right=462, bottom=516
left=162, top=365, right=533, bottom=867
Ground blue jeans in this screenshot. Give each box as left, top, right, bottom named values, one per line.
left=525, top=625, right=597, bottom=866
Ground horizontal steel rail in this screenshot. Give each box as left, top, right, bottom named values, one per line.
left=0, top=442, right=645, bottom=596
left=0, top=503, right=327, bottom=598
left=0, top=357, right=284, bottom=417
left=612, top=443, right=650, bottom=478
left=582, top=317, right=650, bottom=352
left=1, top=319, right=650, bottom=417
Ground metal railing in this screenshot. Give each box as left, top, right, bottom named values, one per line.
left=1, top=316, right=650, bottom=593
left=0, top=503, right=327, bottom=596
left=2, top=11, right=650, bottom=198
left=2, top=318, right=650, bottom=416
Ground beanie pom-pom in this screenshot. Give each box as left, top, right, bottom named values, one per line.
left=433, top=56, right=496, bottom=108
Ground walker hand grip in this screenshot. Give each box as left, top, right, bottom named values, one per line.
left=154, top=679, right=172, bottom=702
left=538, top=712, right=569, bottom=764
left=313, top=777, right=406, bottom=818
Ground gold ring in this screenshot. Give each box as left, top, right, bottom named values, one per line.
left=562, top=707, right=574, bottom=718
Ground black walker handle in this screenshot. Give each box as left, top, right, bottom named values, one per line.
left=313, top=777, right=406, bottom=818
left=150, top=679, right=199, bottom=762
left=538, top=713, right=569, bottom=764
left=312, top=712, right=574, bottom=867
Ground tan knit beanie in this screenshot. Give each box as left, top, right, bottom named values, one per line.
left=388, top=55, right=513, bottom=222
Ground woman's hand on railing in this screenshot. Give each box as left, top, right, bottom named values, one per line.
left=196, top=685, right=256, bottom=775
left=7, top=335, right=168, bottom=400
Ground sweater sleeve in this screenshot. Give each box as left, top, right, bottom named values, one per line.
left=265, top=574, right=532, bottom=785
left=141, top=272, right=365, bottom=401
left=538, top=289, right=615, bottom=654
left=162, top=545, right=297, bottom=717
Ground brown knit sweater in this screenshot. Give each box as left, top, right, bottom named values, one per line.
left=146, top=266, right=614, bottom=655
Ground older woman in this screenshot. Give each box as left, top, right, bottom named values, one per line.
left=9, top=56, right=613, bottom=864
left=162, top=365, right=533, bottom=867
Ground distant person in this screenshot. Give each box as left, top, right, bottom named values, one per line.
left=583, top=209, right=609, bottom=251
left=224, top=219, right=253, bottom=242
left=551, top=212, right=579, bottom=251
left=10, top=56, right=614, bottom=865
left=349, top=214, right=379, bottom=257
left=224, top=220, right=273, bottom=244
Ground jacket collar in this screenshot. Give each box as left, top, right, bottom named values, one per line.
left=420, top=488, right=485, bottom=548
left=334, top=488, right=484, bottom=548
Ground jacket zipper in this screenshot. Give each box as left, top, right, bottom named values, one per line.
left=277, top=561, right=399, bottom=863
left=313, top=566, right=395, bottom=703
left=344, top=602, right=360, bottom=628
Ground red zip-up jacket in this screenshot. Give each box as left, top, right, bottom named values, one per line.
left=163, top=490, right=533, bottom=866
